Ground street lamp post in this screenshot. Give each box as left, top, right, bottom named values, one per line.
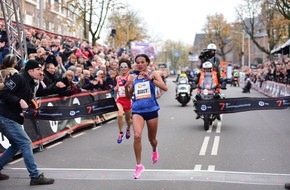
left=247, top=34, right=251, bottom=67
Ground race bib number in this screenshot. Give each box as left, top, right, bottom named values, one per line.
left=118, top=86, right=126, bottom=97
left=134, top=81, right=151, bottom=99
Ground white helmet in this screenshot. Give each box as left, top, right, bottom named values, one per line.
left=202, top=61, right=213, bottom=69
left=207, top=43, right=217, bottom=50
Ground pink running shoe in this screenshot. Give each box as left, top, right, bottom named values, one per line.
left=133, top=164, right=145, bottom=179
left=152, top=150, right=159, bottom=164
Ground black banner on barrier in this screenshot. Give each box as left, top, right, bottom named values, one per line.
left=24, top=97, right=118, bottom=120
left=196, top=96, right=290, bottom=114
left=0, top=91, right=118, bottom=154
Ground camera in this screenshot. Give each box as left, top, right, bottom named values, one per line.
left=199, top=49, right=211, bottom=61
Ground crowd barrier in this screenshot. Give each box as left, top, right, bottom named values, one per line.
left=0, top=90, right=117, bottom=154
left=251, top=80, right=290, bottom=97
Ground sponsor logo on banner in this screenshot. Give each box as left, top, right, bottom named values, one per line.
left=0, top=132, right=10, bottom=149
left=73, top=98, right=81, bottom=124
left=48, top=102, right=58, bottom=133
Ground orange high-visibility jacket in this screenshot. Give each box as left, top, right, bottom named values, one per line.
left=198, top=71, right=219, bottom=87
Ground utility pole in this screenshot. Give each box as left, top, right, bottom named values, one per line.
left=248, top=34, right=251, bottom=67
left=241, top=31, right=244, bottom=67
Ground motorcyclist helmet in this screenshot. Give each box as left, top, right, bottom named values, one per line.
left=207, top=43, right=217, bottom=51
left=202, top=61, right=213, bottom=72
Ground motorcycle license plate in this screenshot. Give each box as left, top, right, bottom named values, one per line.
left=180, top=94, right=186, bottom=96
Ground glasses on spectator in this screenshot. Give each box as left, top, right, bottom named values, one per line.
left=120, top=66, right=128, bottom=69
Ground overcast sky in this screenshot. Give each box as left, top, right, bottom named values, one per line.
left=124, top=0, right=243, bottom=44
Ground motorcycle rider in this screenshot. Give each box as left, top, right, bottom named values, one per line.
left=207, top=43, right=220, bottom=69
left=175, top=70, right=187, bottom=82
left=206, top=43, right=227, bottom=89
left=175, top=70, right=188, bottom=98
left=192, top=61, right=222, bottom=120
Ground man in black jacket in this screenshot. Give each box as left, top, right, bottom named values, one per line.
left=0, top=60, right=54, bottom=185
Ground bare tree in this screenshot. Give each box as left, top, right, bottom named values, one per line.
left=63, top=0, right=123, bottom=45
left=106, top=8, right=149, bottom=49
left=276, top=0, right=290, bottom=38
left=161, top=40, right=192, bottom=71
left=202, top=13, right=233, bottom=61
left=236, top=0, right=289, bottom=56
left=276, top=0, right=290, bottom=20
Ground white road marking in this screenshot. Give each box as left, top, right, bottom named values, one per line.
left=199, top=136, right=210, bottom=156
left=46, top=141, right=63, bottom=149
left=207, top=125, right=212, bottom=133
left=211, top=136, right=220, bottom=155
left=92, top=125, right=102, bottom=130
left=72, top=132, right=85, bottom=138
left=216, top=121, right=222, bottom=133
left=106, top=120, right=115, bottom=124
left=194, top=164, right=202, bottom=171
left=208, top=165, right=215, bottom=171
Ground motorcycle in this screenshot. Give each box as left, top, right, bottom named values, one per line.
left=193, top=73, right=224, bottom=130
left=175, top=78, right=191, bottom=106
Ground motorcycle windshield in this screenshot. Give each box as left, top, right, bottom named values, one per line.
left=178, top=78, right=188, bottom=84
left=200, top=73, right=216, bottom=89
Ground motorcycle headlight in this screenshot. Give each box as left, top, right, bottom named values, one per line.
left=203, top=89, right=209, bottom=95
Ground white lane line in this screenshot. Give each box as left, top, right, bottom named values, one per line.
left=194, top=165, right=202, bottom=171
left=199, top=136, right=210, bottom=156
left=208, top=165, right=215, bottom=171
left=71, top=132, right=86, bottom=138
left=106, top=120, right=115, bottom=124
left=8, top=158, right=23, bottom=165
left=216, top=121, right=221, bottom=133
left=211, top=136, right=220, bottom=155
left=46, top=141, right=63, bottom=149
left=92, top=125, right=102, bottom=130
left=207, top=125, right=212, bottom=133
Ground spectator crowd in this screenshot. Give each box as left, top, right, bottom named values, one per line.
left=0, top=26, right=154, bottom=98
left=245, top=55, right=290, bottom=88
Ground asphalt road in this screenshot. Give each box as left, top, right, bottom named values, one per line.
left=1, top=76, right=290, bottom=190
